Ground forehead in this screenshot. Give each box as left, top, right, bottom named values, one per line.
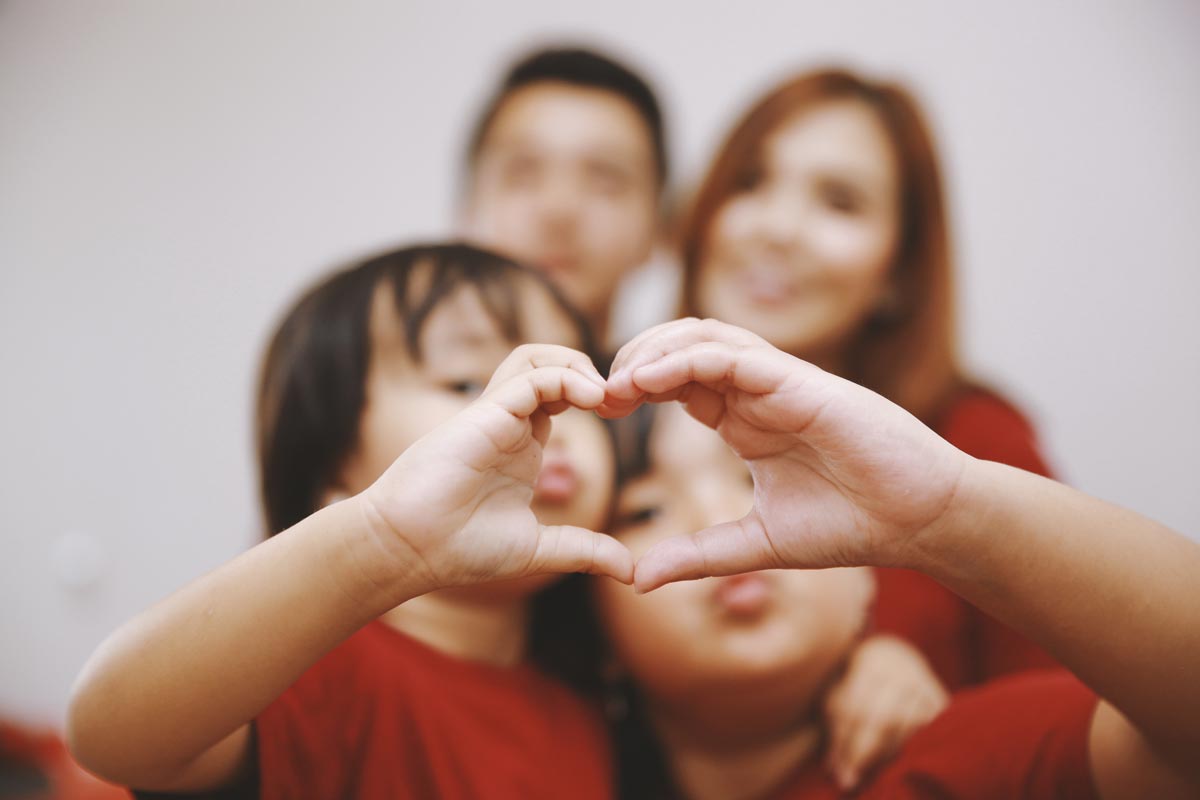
left=765, top=99, right=898, bottom=185
left=367, top=273, right=583, bottom=363
left=481, top=82, right=655, bottom=166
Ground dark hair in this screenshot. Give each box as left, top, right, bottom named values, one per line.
left=531, top=403, right=673, bottom=799
left=465, top=46, right=669, bottom=188
left=255, top=241, right=595, bottom=536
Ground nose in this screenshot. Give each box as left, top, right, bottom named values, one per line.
left=753, top=186, right=805, bottom=251
left=537, top=172, right=583, bottom=232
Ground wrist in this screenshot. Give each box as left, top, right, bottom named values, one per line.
left=322, top=493, right=440, bottom=612
left=892, top=455, right=991, bottom=577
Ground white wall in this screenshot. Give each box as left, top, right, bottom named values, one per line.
left=2, top=0, right=1197, bottom=726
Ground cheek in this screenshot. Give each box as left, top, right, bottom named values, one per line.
left=706, top=201, right=755, bottom=263
left=355, top=391, right=471, bottom=485
left=595, top=581, right=704, bottom=680
left=467, top=191, right=537, bottom=247
left=812, top=214, right=896, bottom=286
left=582, top=197, right=656, bottom=256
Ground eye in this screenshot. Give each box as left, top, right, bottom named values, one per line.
left=613, top=505, right=661, bottom=530
left=586, top=163, right=632, bottom=197
left=733, top=164, right=764, bottom=193
left=499, top=156, right=539, bottom=188
left=818, top=180, right=864, bottom=214
left=444, top=379, right=485, bottom=398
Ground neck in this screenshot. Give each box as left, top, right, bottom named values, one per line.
left=381, top=588, right=530, bottom=667
left=591, top=308, right=613, bottom=353
left=649, top=689, right=824, bottom=800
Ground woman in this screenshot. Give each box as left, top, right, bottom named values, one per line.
left=679, top=68, right=1058, bottom=692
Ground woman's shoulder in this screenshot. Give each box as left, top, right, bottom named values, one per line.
left=931, top=384, right=1055, bottom=478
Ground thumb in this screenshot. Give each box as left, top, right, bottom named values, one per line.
left=530, top=525, right=635, bottom=584
left=632, top=516, right=783, bottom=593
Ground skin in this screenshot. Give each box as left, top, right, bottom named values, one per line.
left=596, top=404, right=876, bottom=799
left=463, top=82, right=660, bottom=344
left=692, top=98, right=946, bottom=786
left=66, top=288, right=629, bottom=792
left=343, top=279, right=616, bottom=662
left=695, top=99, right=901, bottom=371
left=599, top=317, right=1200, bottom=799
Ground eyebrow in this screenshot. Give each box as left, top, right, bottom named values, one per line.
left=487, top=136, right=647, bottom=167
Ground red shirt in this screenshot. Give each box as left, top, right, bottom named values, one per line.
left=254, top=621, right=612, bottom=800
left=773, top=671, right=1098, bottom=799
left=872, top=387, right=1061, bottom=688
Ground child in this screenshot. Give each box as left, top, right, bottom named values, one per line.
left=67, top=243, right=632, bottom=798
left=592, top=317, right=1199, bottom=799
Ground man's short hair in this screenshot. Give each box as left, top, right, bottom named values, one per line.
left=465, top=46, right=668, bottom=187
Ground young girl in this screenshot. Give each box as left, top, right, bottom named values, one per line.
left=67, top=243, right=631, bottom=798
left=593, top=317, right=1199, bottom=800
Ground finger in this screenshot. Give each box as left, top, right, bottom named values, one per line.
left=825, top=713, right=860, bottom=791
left=595, top=383, right=693, bottom=420
left=530, top=525, right=635, bottom=584
left=606, top=317, right=698, bottom=383
left=488, top=344, right=606, bottom=392
left=630, top=341, right=797, bottom=399
left=486, top=366, right=607, bottom=420
left=530, top=409, right=551, bottom=448
left=632, top=516, right=784, bottom=593
left=837, top=713, right=896, bottom=790
left=608, top=319, right=764, bottom=400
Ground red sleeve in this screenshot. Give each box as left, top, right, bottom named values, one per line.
left=869, top=671, right=1100, bottom=799
left=937, top=388, right=1063, bottom=680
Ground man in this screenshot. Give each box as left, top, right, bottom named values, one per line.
left=461, top=46, right=668, bottom=349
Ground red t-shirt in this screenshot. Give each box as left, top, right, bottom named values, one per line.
left=872, top=387, right=1061, bottom=688
left=772, top=671, right=1099, bottom=799
left=253, top=621, right=612, bottom=800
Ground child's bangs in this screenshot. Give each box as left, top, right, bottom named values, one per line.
left=381, top=244, right=594, bottom=363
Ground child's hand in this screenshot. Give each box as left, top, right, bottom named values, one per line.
left=823, top=635, right=948, bottom=791
left=599, top=318, right=968, bottom=591
left=360, top=344, right=633, bottom=593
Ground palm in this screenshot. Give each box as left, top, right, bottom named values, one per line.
left=362, top=347, right=632, bottom=593
left=601, top=319, right=967, bottom=587
left=713, top=373, right=964, bottom=568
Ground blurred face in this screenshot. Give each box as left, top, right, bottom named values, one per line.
left=695, top=99, right=901, bottom=360
left=593, top=405, right=872, bottom=711
left=464, top=82, right=660, bottom=327
left=336, top=275, right=614, bottom=544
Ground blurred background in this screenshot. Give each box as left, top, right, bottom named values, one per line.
left=1, top=0, right=1197, bottom=732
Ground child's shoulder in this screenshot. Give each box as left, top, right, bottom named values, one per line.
left=253, top=621, right=613, bottom=799
left=865, top=671, right=1098, bottom=799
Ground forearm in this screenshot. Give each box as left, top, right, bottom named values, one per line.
left=903, top=458, right=1200, bottom=763
left=68, top=496, right=426, bottom=786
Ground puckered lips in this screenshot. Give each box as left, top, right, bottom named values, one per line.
left=534, top=451, right=579, bottom=505
left=712, top=572, right=774, bottom=620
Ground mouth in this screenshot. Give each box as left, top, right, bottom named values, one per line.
left=712, top=572, right=774, bottom=619
left=535, top=253, right=579, bottom=275
left=533, top=454, right=579, bottom=505
left=737, top=264, right=800, bottom=305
